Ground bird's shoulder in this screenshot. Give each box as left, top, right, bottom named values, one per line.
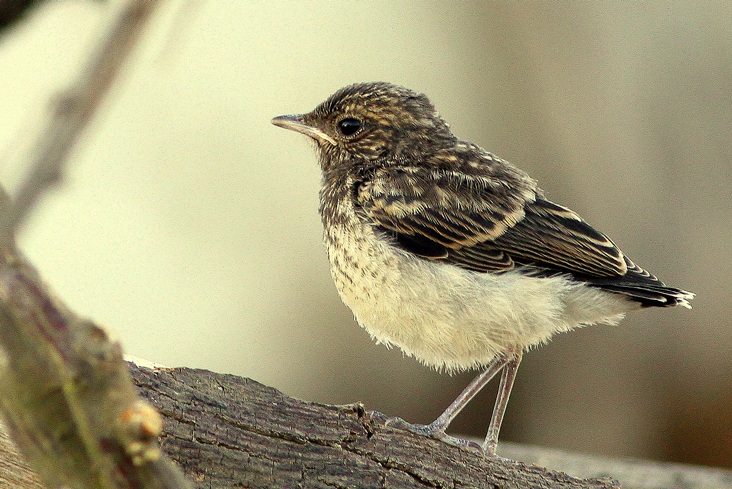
left=354, top=143, right=538, bottom=244
left=352, top=144, right=628, bottom=278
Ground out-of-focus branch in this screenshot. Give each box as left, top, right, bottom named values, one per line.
left=0, top=1, right=192, bottom=488
left=0, top=0, right=43, bottom=32
left=0, top=0, right=155, bottom=244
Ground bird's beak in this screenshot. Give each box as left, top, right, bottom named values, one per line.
left=271, top=114, right=336, bottom=145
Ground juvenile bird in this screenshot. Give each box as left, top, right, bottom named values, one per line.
left=271, top=82, right=694, bottom=457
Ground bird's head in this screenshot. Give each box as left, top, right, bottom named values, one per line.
left=272, top=82, right=455, bottom=170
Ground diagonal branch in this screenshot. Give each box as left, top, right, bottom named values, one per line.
left=0, top=1, right=192, bottom=487
left=0, top=0, right=157, bottom=243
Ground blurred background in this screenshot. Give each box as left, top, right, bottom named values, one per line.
left=0, top=0, right=730, bottom=469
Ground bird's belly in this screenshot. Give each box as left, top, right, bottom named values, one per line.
left=325, top=223, right=628, bottom=372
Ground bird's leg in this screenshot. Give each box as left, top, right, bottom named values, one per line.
left=482, top=351, right=522, bottom=457
left=386, top=353, right=511, bottom=452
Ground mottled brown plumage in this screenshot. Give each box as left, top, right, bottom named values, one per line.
left=272, top=82, right=693, bottom=457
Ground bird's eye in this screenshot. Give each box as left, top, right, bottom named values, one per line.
left=337, top=118, right=363, bottom=136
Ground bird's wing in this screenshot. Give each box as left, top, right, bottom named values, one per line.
left=356, top=166, right=627, bottom=277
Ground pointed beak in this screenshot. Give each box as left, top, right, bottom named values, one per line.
left=271, top=114, right=336, bottom=145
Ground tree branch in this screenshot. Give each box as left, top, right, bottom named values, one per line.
left=0, top=0, right=157, bottom=243
left=3, top=363, right=731, bottom=488
left=131, top=364, right=620, bottom=488
left=0, top=1, right=192, bottom=487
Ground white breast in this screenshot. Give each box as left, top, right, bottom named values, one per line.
left=323, top=203, right=634, bottom=373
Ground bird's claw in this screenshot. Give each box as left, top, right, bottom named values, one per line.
left=385, top=417, right=483, bottom=453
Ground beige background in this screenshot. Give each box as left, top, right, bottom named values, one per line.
left=1, top=1, right=730, bottom=467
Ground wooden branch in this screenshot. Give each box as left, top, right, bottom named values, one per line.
left=3, top=363, right=731, bottom=488
left=0, top=0, right=158, bottom=243
left=498, top=442, right=732, bottom=489
left=130, top=365, right=619, bottom=488
left=0, top=1, right=192, bottom=487
left=0, top=256, right=191, bottom=489
left=0, top=426, right=42, bottom=489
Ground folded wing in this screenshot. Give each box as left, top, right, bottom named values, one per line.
left=357, top=166, right=692, bottom=307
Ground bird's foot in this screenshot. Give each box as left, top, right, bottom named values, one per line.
left=385, top=417, right=483, bottom=453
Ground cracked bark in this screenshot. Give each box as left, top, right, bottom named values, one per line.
left=2, top=362, right=732, bottom=488
left=131, top=364, right=617, bottom=489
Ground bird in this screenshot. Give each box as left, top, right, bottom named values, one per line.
left=271, top=82, right=694, bottom=457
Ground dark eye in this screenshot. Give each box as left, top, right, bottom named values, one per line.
left=337, top=118, right=363, bottom=136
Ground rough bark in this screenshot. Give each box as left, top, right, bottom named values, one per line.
left=131, top=364, right=622, bottom=489
left=2, top=363, right=732, bottom=488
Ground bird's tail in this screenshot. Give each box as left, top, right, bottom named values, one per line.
left=586, top=259, right=694, bottom=308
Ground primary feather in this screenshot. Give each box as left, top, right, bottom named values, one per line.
left=356, top=158, right=691, bottom=308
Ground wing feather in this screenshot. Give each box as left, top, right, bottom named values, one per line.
left=357, top=166, right=627, bottom=278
